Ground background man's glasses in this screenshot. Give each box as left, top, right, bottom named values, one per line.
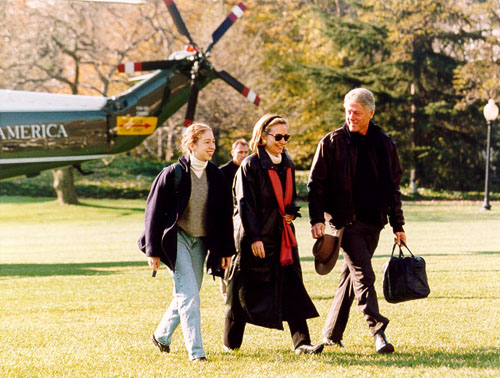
left=265, top=132, right=290, bottom=142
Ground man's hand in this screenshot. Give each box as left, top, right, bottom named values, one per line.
left=394, top=231, right=406, bottom=246
left=251, top=241, right=266, bottom=259
left=311, top=222, right=325, bottom=239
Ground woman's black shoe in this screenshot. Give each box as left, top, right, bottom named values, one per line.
left=295, top=343, right=324, bottom=355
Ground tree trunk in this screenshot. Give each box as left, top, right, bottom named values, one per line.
left=52, top=167, right=78, bottom=205
left=409, top=83, right=418, bottom=195
left=409, top=168, right=418, bottom=195
left=335, top=0, right=344, bottom=17
left=165, top=119, right=178, bottom=161
left=157, top=126, right=165, bottom=161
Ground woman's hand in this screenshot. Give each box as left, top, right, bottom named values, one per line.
left=251, top=241, right=266, bottom=259
left=221, top=256, right=232, bottom=270
left=284, top=214, right=295, bottom=224
left=148, top=256, right=161, bottom=273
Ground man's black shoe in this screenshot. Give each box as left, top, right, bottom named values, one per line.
left=374, top=332, right=394, bottom=354
left=151, top=334, right=170, bottom=353
left=322, top=337, right=344, bottom=348
left=294, top=343, right=324, bottom=355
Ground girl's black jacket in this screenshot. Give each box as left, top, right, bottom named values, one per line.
left=138, top=155, right=236, bottom=273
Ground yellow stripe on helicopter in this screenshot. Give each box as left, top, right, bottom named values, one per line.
left=117, top=116, right=157, bottom=135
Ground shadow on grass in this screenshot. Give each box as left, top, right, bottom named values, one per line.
left=0, top=261, right=145, bottom=277
left=77, top=201, right=144, bottom=212
left=300, top=256, right=345, bottom=262
left=321, top=348, right=500, bottom=369
left=431, top=270, right=500, bottom=273
left=371, top=251, right=500, bottom=259
left=217, top=347, right=499, bottom=369
left=301, top=252, right=500, bottom=264
left=0, top=196, right=55, bottom=204
left=431, top=296, right=499, bottom=299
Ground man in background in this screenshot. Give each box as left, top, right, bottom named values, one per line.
left=220, top=138, right=249, bottom=188
left=219, top=138, right=249, bottom=299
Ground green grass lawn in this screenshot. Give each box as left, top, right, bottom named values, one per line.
left=1, top=197, right=499, bottom=377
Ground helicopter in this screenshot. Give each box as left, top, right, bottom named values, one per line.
left=0, top=0, right=260, bottom=181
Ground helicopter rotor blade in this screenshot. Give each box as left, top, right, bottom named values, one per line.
left=184, top=80, right=200, bottom=128
left=117, top=60, right=179, bottom=73
left=74, top=0, right=146, bottom=4
left=205, top=2, right=247, bottom=54
left=215, top=70, right=260, bottom=106
left=162, top=0, right=197, bottom=48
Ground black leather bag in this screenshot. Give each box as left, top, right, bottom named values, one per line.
left=382, top=242, right=430, bottom=303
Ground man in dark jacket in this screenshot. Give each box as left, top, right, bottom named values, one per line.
left=218, top=138, right=249, bottom=299
left=219, top=138, right=249, bottom=188
left=308, top=88, right=406, bottom=354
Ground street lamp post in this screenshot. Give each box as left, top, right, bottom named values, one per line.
left=482, top=99, right=498, bottom=210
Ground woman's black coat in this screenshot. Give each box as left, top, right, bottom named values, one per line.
left=225, top=146, right=318, bottom=330
left=138, top=155, right=236, bottom=273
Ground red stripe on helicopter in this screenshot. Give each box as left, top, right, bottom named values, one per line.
left=118, top=62, right=142, bottom=73
left=230, top=3, right=246, bottom=20
left=236, top=3, right=247, bottom=13
left=240, top=87, right=259, bottom=105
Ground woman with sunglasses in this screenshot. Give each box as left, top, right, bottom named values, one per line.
left=223, top=114, right=323, bottom=354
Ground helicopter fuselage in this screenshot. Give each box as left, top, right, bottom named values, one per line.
left=0, top=60, right=215, bottom=180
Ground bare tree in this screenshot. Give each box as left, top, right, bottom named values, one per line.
left=1, top=0, right=267, bottom=201
left=0, top=0, right=177, bottom=203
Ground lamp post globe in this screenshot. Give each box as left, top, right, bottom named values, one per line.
left=482, top=99, right=498, bottom=210
left=484, top=99, right=499, bottom=121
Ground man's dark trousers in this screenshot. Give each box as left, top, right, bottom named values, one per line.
left=323, top=221, right=389, bottom=341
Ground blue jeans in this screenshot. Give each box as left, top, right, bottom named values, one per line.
left=154, top=229, right=207, bottom=360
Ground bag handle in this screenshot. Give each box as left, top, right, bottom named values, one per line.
left=391, top=241, right=414, bottom=258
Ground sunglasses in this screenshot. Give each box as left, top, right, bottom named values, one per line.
left=265, top=132, right=290, bottom=142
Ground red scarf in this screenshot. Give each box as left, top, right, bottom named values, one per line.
left=268, top=167, right=296, bottom=266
